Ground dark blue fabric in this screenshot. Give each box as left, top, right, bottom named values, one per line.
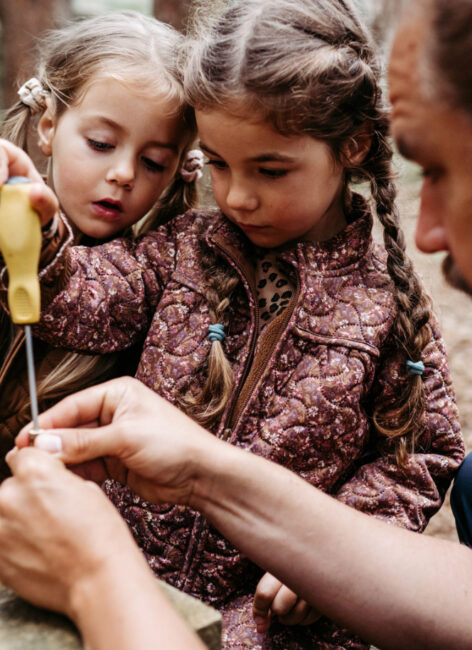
left=451, top=452, right=472, bottom=547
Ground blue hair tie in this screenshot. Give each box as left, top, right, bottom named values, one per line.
left=208, top=323, right=225, bottom=343
left=406, top=360, right=425, bottom=376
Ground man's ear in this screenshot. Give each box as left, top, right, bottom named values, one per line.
left=343, top=130, right=372, bottom=167
left=37, top=98, right=56, bottom=156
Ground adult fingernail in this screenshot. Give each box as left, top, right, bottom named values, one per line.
left=35, top=433, right=62, bottom=453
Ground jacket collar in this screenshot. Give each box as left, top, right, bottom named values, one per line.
left=205, top=193, right=374, bottom=276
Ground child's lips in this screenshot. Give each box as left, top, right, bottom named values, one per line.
left=92, top=199, right=123, bottom=221
left=238, top=223, right=267, bottom=231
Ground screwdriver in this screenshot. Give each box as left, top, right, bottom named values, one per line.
left=0, top=176, right=42, bottom=441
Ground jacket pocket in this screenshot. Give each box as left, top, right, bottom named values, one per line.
left=294, top=325, right=381, bottom=358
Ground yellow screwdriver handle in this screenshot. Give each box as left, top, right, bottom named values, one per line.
left=0, top=178, right=41, bottom=324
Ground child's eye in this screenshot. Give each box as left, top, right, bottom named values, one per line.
left=142, top=157, right=165, bottom=173
left=206, top=158, right=227, bottom=170
left=259, top=168, right=288, bottom=178
left=87, top=138, right=114, bottom=151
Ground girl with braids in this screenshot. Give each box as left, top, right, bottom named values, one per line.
left=0, top=0, right=463, bottom=647
left=0, top=11, right=199, bottom=479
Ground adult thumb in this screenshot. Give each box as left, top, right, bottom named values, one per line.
left=32, top=424, right=119, bottom=467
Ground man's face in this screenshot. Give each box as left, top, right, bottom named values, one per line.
left=389, top=13, right=472, bottom=295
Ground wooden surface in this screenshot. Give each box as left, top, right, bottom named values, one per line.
left=0, top=581, right=221, bottom=649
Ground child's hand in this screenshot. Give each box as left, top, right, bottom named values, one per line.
left=253, top=572, right=321, bottom=634
left=0, top=138, right=58, bottom=226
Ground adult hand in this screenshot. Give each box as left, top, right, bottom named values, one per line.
left=16, top=377, right=215, bottom=506
left=0, top=447, right=139, bottom=617
left=0, top=138, right=58, bottom=225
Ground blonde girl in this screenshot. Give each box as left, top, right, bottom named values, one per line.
left=0, top=0, right=463, bottom=648
left=0, top=10, right=199, bottom=479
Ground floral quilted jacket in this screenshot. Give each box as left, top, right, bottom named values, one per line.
left=27, top=200, right=464, bottom=649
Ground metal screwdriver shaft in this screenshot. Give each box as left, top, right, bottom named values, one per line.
left=0, top=176, right=42, bottom=440
left=24, top=324, right=40, bottom=432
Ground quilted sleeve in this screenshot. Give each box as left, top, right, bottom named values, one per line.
left=30, top=216, right=185, bottom=355
left=335, top=315, right=465, bottom=532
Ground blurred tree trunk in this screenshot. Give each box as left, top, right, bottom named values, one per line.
left=153, top=0, right=190, bottom=32
left=0, top=0, right=72, bottom=108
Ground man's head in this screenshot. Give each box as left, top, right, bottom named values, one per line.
left=389, top=0, right=472, bottom=295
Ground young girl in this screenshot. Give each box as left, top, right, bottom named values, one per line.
left=0, top=11, right=199, bottom=480
left=0, top=0, right=464, bottom=648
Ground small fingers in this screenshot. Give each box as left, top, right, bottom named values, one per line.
left=0, top=139, right=43, bottom=184
left=253, top=572, right=282, bottom=634
left=253, top=572, right=282, bottom=616
left=270, top=583, right=299, bottom=618
left=277, top=599, right=321, bottom=626
left=28, top=182, right=59, bottom=226
left=253, top=573, right=283, bottom=613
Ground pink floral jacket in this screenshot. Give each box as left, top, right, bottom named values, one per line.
left=31, top=199, right=464, bottom=649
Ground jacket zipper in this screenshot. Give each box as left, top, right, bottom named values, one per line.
left=211, top=239, right=261, bottom=440
left=228, top=271, right=300, bottom=433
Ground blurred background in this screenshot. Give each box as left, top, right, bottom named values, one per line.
left=0, top=0, right=189, bottom=109
left=0, top=0, right=469, bottom=545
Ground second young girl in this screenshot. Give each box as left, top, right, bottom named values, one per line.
left=0, top=0, right=464, bottom=647
left=0, top=11, right=199, bottom=479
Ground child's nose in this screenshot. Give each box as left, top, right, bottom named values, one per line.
left=106, top=155, right=136, bottom=189
left=226, top=178, right=258, bottom=212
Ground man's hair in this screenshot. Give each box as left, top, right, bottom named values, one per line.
left=428, top=0, right=472, bottom=113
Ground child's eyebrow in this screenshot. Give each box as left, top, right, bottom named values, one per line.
left=199, top=142, right=219, bottom=156
left=199, top=141, right=296, bottom=163
left=252, top=153, right=296, bottom=163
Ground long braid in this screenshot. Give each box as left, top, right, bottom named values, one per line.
left=181, top=245, right=240, bottom=427
left=368, top=128, right=432, bottom=465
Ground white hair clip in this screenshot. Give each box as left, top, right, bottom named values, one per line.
left=18, top=77, right=48, bottom=113
left=180, top=149, right=204, bottom=183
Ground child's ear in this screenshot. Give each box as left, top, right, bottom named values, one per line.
left=343, top=131, right=372, bottom=167
left=37, top=98, right=57, bottom=156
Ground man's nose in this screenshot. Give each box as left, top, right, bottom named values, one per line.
left=415, top=191, right=449, bottom=254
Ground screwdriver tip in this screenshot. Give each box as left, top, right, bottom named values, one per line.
left=28, top=429, right=45, bottom=446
